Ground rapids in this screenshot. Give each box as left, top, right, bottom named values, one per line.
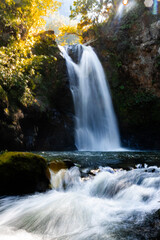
left=0, top=164, right=160, bottom=240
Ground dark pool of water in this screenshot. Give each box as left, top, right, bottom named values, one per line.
left=36, top=151, right=160, bottom=169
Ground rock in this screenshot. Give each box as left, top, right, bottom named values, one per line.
left=67, top=44, right=84, bottom=64
left=50, top=169, right=67, bottom=189
left=140, top=40, right=155, bottom=50
left=142, top=27, right=151, bottom=42
left=83, top=2, right=160, bottom=149
left=150, top=20, right=160, bottom=40
left=48, top=159, right=74, bottom=173
left=0, top=152, right=50, bottom=195
left=136, top=209, right=160, bottom=239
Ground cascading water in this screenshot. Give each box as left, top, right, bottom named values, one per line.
left=0, top=164, right=160, bottom=240
left=60, top=45, right=121, bottom=151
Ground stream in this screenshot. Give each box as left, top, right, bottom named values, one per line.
left=0, top=151, right=160, bottom=240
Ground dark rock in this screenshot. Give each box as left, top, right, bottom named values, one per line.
left=0, top=152, right=50, bottom=195
left=67, top=44, right=83, bottom=64
left=83, top=3, right=160, bottom=150
left=135, top=209, right=160, bottom=239
left=48, top=159, right=74, bottom=172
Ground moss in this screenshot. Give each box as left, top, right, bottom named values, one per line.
left=0, top=152, right=50, bottom=195
left=48, top=160, right=74, bottom=173
left=0, top=85, right=8, bottom=101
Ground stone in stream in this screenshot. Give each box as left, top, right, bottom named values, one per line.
left=0, top=152, right=50, bottom=195
left=48, top=159, right=74, bottom=173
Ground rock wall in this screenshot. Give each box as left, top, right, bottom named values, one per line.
left=83, top=3, right=160, bottom=149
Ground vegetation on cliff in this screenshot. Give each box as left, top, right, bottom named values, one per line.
left=82, top=1, right=160, bottom=148
left=0, top=0, right=62, bottom=109
left=0, top=0, right=75, bottom=151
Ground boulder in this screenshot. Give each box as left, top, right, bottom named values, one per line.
left=0, top=152, right=50, bottom=195
left=49, top=159, right=74, bottom=173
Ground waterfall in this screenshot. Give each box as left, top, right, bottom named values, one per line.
left=60, top=44, right=121, bottom=151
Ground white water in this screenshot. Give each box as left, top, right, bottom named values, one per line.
left=60, top=45, right=121, bottom=151
left=0, top=165, right=160, bottom=240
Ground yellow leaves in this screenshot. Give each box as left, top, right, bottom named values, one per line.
left=30, top=68, right=35, bottom=75
left=59, top=24, right=76, bottom=36
left=4, top=108, right=9, bottom=115
left=0, top=0, right=64, bottom=106
left=0, top=50, right=5, bottom=57
left=44, top=10, right=81, bottom=45
left=58, top=22, right=82, bottom=45
left=1, top=0, right=62, bottom=41
left=53, top=56, right=57, bottom=61
left=5, top=0, right=14, bottom=5
left=21, top=86, right=34, bottom=106
left=25, top=0, right=61, bottom=36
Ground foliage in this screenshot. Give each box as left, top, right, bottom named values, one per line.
left=0, top=85, right=8, bottom=102
left=133, top=90, right=157, bottom=104
left=45, top=11, right=81, bottom=45
left=0, top=37, right=37, bottom=106
left=0, top=34, right=61, bottom=108
left=58, top=23, right=83, bottom=45
left=70, top=0, right=121, bottom=29
left=0, top=0, right=62, bottom=108
left=0, top=0, right=61, bottom=43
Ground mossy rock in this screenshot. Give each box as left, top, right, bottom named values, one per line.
left=48, top=159, right=74, bottom=173
left=0, top=152, right=50, bottom=196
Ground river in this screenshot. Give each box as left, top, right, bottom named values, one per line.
left=0, top=151, right=160, bottom=240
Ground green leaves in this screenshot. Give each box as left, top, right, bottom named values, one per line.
left=70, top=0, right=116, bottom=29
left=0, top=0, right=62, bottom=107
left=0, top=0, right=61, bottom=45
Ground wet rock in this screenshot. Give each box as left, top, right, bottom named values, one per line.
left=0, top=152, right=50, bottom=195
left=50, top=169, right=67, bottom=189
left=134, top=209, right=160, bottom=239
left=48, top=159, right=74, bottom=173
left=67, top=44, right=83, bottom=64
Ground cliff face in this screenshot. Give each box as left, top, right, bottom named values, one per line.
left=0, top=33, right=75, bottom=151
left=1, top=2, right=160, bottom=151
left=83, top=3, right=160, bottom=149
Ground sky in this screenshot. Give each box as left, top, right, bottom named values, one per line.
left=59, top=0, right=74, bottom=17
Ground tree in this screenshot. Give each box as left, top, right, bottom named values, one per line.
left=45, top=12, right=81, bottom=45
left=70, top=0, right=122, bottom=29
left=58, top=22, right=83, bottom=44
left=70, top=0, right=113, bottom=28
left=0, top=0, right=61, bottom=42
left=0, top=0, right=62, bottom=107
